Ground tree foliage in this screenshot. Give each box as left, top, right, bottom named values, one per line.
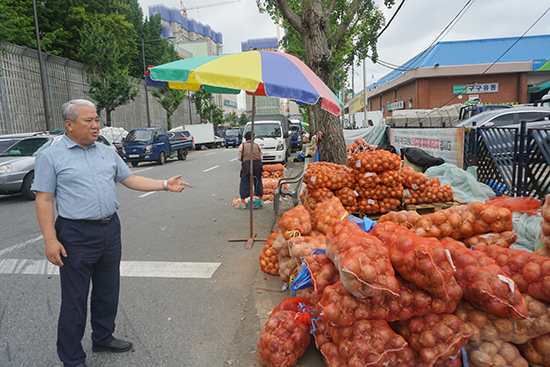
left=151, top=84, right=186, bottom=130
left=78, top=22, right=138, bottom=126
left=256, top=0, right=392, bottom=164
left=190, top=87, right=214, bottom=124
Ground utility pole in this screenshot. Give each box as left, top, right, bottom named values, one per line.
left=33, top=0, right=51, bottom=131
left=363, top=59, right=367, bottom=124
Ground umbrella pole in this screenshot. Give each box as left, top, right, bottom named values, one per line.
left=228, top=93, right=267, bottom=248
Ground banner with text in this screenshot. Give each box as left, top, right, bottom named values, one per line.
left=390, top=128, right=464, bottom=169
left=348, top=91, right=365, bottom=115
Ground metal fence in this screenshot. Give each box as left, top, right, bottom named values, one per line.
left=0, top=43, right=201, bottom=135
left=464, top=123, right=550, bottom=200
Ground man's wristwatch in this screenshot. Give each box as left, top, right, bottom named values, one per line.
left=163, top=179, right=168, bottom=191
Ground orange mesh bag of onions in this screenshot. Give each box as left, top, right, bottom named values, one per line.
left=288, top=236, right=327, bottom=272
left=389, top=345, right=463, bottom=367
left=313, top=197, right=349, bottom=234
left=357, top=197, right=380, bottom=214
left=400, top=167, right=429, bottom=190
left=304, top=252, right=340, bottom=293
left=259, top=231, right=280, bottom=276
left=263, top=163, right=285, bottom=173
left=391, top=313, right=475, bottom=367
left=473, top=244, right=550, bottom=303
left=326, top=220, right=400, bottom=299
left=378, top=210, right=422, bottom=229
left=370, top=221, right=459, bottom=301
left=465, top=339, right=528, bottom=367
left=318, top=273, right=461, bottom=327
left=309, top=187, right=335, bottom=202
left=541, top=194, right=550, bottom=249
left=398, top=202, right=514, bottom=240
left=379, top=170, right=401, bottom=187
left=346, top=138, right=378, bottom=155
left=356, top=183, right=404, bottom=200
left=335, top=187, right=360, bottom=214
left=379, top=197, right=401, bottom=213
left=322, top=319, right=408, bottom=367
left=462, top=231, right=517, bottom=248
left=516, top=333, right=550, bottom=367
left=354, top=171, right=381, bottom=188
left=351, top=150, right=402, bottom=173
left=278, top=204, right=313, bottom=240
left=454, top=296, right=550, bottom=345
left=403, top=185, right=454, bottom=205
left=484, top=196, right=543, bottom=216
left=442, top=240, right=529, bottom=320
left=256, top=307, right=313, bottom=367
left=272, top=232, right=295, bottom=282
left=304, top=162, right=355, bottom=191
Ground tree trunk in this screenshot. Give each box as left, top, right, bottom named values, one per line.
left=105, top=109, right=112, bottom=127
left=301, top=4, right=347, bottom=165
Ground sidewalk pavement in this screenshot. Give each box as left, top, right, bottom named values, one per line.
left=247, top=154, right=327, bottom=366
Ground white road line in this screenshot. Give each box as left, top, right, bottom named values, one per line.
left=0, top=259, right=221, bottom=279
left=230, top=158, right=238, bottom=162
left=132, top=167, right=155, bottom=173
left=203, top=165, right=219, bottom=172
left=0, top=235, right=43, bottom=257
left=205, top=152, right=215, bottom=156
left=139, top=191, right=156, bottom=198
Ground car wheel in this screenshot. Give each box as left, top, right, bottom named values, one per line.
left=21, top=171, right=35, bottom=200
left=200, top=144, right=207, bottom=150
left=158, top=151, right=166, bottom=165
left=178, top=149, right=187, bottom=161
left=131, top=162, right=139, bottom=167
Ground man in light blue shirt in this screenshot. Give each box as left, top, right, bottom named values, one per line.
left=32, top=99, right=190, bottom=367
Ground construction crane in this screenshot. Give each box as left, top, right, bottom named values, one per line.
left=180, top=0, right=241, bottom=17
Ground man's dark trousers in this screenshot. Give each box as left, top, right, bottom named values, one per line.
left=55, top=214, right=122, bottom=367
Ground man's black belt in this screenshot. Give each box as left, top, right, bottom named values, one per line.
left=62, top=213, right=116, bottom=224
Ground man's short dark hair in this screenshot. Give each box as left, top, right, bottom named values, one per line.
left=245, top=131, right=253, bottom=141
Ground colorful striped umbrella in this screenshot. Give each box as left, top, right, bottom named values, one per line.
left=149, top=51, right=341, bottom=247
left=149, top=50, right=342, bottom=116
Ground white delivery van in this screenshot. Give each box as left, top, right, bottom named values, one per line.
left=243, top=114, right=291, bottom=164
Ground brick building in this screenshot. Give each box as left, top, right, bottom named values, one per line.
left=363, top=35, right=550, bottom=118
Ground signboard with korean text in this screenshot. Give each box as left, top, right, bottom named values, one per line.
left=348, top=91, right=365, bottom=115
left=387, top=101, right=404, bottom=112
left=453, top=83, right=498, bottom=94
left=390, top=128, right=464, bottom=168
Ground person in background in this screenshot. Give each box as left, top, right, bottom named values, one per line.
left=32, top=99, right=190, bottom=367
left=235, top=131, right=263, bottom=209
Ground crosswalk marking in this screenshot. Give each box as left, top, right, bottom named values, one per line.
left=0, top=259, right=221, bottom=278
left=203, top=165, right=219, bottom=172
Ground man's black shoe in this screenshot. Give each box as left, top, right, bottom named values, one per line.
left=92, top=338, right=133, bottom=353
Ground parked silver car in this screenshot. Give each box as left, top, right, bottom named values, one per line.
left=0, top=134, right=63, bottom=200
left=456, top=107, right=550, bottom=128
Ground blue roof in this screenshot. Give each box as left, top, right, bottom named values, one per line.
left=369, top=34, right=550, bottom=91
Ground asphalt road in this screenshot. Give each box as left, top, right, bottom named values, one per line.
left=0, top=146, right=324, bottom=367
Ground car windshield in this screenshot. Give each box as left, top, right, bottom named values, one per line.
left=225, top=129, right=240, bottom=136
left=290, top=125, right=301, bottom=134
left=1, top=137, right=52, bottom=157
left=126, top=130, right=152, bottom=143
left=245, top=123, right=281, bottom=138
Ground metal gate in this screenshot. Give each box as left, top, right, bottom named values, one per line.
left=464, top=122, right=550, bottom=200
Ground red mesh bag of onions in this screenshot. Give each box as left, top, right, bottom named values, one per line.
left=327, top=220, right=400, bottom=299
left=473, top=244, right=550, bottom=303
left=322, top=319, right=408, bottom=367
left=257, top=297, right=315, bottom=367
left=389, top=345, right=463, bottom=367
left=371, top=221, right=459, bottom=301
left=442, top=240, right=529, bottom=320
left=391, top=313, right=475, bottom=367
left=278, top=204, right=313, bottom=240
left=313, top=197, right=349, bottom=234
left=304, top=253, right=340, bottom=293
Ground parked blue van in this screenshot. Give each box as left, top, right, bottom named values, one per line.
left=224, top=128, right=242, bottom=148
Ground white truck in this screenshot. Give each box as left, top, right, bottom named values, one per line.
left=177, top=123, right=223, bottom=150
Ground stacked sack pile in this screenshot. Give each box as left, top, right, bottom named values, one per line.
left=256, top=196, right=550, bottom=367
left=401, top=167, right=454, bottom=205
left=261, top=164, right=286, bottom=202
left=349, top=149, right=404, bottom=214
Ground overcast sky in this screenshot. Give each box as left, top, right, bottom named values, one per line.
left=138, top=0, right=550, bottom=96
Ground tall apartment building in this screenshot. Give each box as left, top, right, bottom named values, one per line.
left=149, top=4, right=238, bottom=116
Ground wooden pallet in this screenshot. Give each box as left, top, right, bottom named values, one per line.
left=402, top=195, right=467, bottom=214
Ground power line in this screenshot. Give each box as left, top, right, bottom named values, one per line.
left=377, top=0, right=407, bottom=39
left=437, top=4, right=550, bottom=109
